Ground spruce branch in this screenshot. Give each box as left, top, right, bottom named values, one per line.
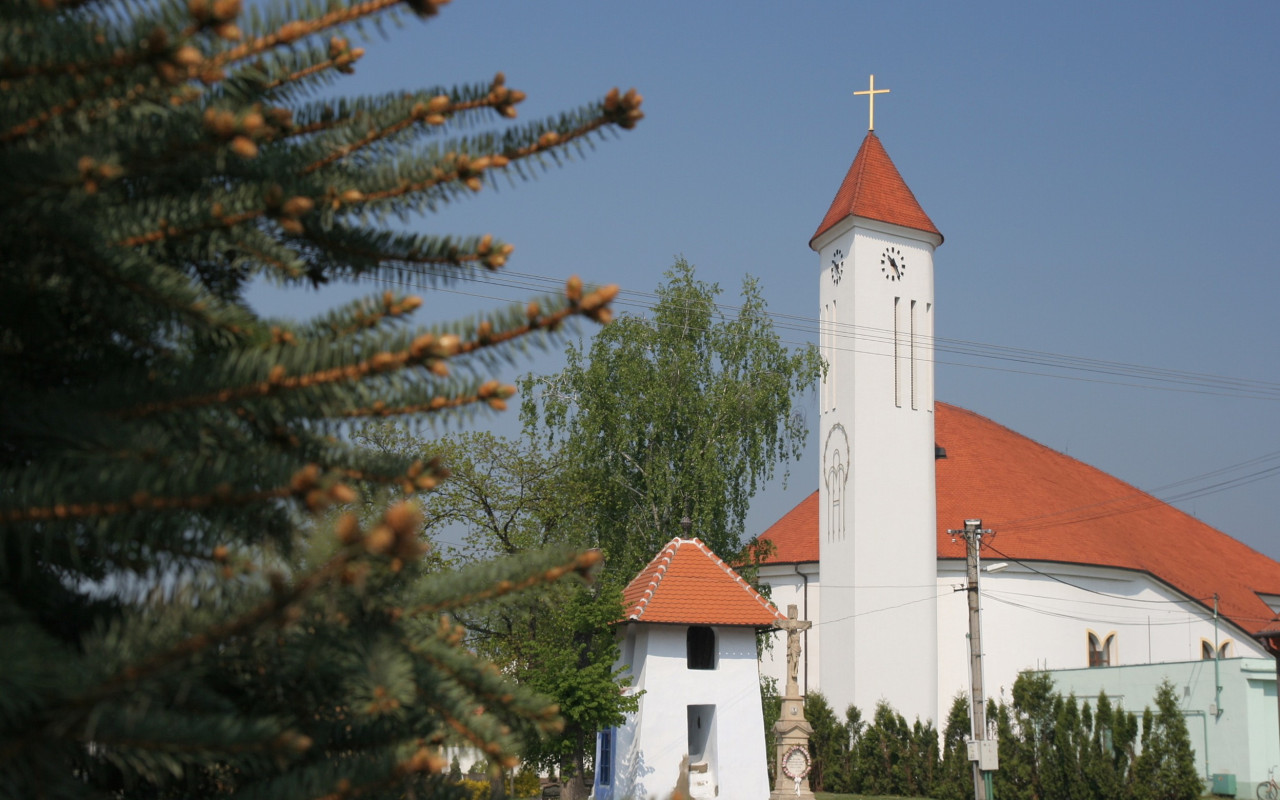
left=407, top=549, right=602, bottom=617
left=207, top=0, right=417, bottom=72
left=118, top=283, right=615, bottom=421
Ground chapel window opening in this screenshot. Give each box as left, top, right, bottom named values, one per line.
left=687, top=626, right=716, bottom=670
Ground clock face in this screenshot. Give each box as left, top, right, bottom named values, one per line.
left=830, top=249, right=845, bottom=284
left=881, top=246, right=906, bottom=282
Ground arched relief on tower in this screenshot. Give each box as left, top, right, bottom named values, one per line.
left=823, top=424, right=851, bottom=541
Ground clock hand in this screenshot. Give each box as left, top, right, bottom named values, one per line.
left=888, top=255, right=900, bottom=277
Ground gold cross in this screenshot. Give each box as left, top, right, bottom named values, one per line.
left=854, top=74, right=890, bottom=131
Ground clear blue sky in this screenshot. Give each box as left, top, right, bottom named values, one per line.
left=252, top=2, right=1280, bottom=561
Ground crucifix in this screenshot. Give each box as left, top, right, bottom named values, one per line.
left=776, top=604, right=812, bottom=697
left=853, top=74, right=890, bottom=131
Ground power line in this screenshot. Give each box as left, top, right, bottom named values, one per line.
left=356, top=266, right=1280, bottom=401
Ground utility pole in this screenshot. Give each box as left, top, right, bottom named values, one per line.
left=950, top=518, right=996, bottom=800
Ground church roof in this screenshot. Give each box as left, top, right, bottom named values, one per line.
left=621, top=537, right=785, bottom=627
left=758, top=402, right=1280, bottom=637
left=810, top=131, right=942, bottom=248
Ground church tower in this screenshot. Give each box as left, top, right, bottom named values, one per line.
left=813, top=82, right=942, bottom=725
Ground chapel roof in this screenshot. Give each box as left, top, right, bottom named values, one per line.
left=621, top=537, right=785, bottom=627
left=810, top=131, right=942, bottom=248
left=758, top=402, right=1280, bottom=637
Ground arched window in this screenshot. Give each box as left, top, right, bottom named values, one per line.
left=1088, top=632, right=1116, bottom=667
left=1202, top=639, right=1233, bottom=659
left=687, top=626, right=716, bottom=670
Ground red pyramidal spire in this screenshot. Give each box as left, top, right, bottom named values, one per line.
left=810, top=131, right=941, bottom=248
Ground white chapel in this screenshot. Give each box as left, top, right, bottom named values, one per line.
left=754, top=90, right=1280, bottom=788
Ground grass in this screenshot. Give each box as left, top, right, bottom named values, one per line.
left=815, top=795, right=936, bottom=800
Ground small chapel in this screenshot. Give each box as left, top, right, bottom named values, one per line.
left=592, top=536, right=781, bottom=800
left=751, top=78, right=1280, bottom=792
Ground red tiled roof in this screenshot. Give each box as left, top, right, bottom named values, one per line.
left=757, top=491, right=819, bottom=564
left=810, top=132, right=941, bottom=248
left=621, top=537, right=785, bottom=627
left=758, top=403, right=1280, bottom=636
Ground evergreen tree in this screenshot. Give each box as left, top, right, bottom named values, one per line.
left=1132, top=680, right=1204, bottom=800
left=937, top=695, right=974, bottom=800
left=804, top=690, right=847, bottom=793
left=0, top=0, right=642, bottom=797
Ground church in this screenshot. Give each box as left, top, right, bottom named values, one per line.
left=754, top=82, right=1280, bottom=786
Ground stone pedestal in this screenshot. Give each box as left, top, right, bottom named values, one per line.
left=770, top=692, right=815, bottom=800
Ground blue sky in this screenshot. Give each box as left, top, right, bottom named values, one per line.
left=252, top=2, right=1280, bottom=561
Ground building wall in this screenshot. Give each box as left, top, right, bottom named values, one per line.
left=937, top=559, right=1269, bottom=724
left=598, top=624, right=770, bottom=800
left=758, top=562, right=820, bottom=695
left=1050, top=658, right=1279, bottom=798
left=815, top=216, right=940, bottom=727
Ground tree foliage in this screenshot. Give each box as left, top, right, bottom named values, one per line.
left=800, top=676, right=1196, bottom=800
left=1131, top=680, right=1203, bottom=800
left=520, top=258, right=824, bottom=575
left=410, top=429, right=635, bottom=799
left=0, top=0, right=642, bottom=796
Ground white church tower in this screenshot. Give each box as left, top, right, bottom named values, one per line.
left=812, top=79, right=943, bottom=725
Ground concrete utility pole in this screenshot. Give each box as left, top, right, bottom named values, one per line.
left=950, top=519, right=996, bottom=800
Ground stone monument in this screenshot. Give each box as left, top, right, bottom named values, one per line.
left=771, top=604, right=814, bottom=799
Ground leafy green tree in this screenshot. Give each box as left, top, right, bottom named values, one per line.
left=0, top=0, right=643, bottom=796
left=521, top=258, right=824, bottom=575
left=402, top=429, right=635, bottom=799
left=1132, top=680, right=1203, bottom=800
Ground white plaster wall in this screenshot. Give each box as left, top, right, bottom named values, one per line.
left=935, top=559, right=1269, bottom=724
left=815, top=217, right=940, bottom=726
left=757, top=563, right=820, bottom=696
left=604, top=624, right=770, bottom=800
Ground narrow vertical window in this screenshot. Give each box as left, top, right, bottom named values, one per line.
left=924, top=302, right=932, bottom=411
left=910, top=299, right=917, bottom=410
left=598, top=729, right=613, bottom=786
left=830, top=300, right=836, bottom=412
left=893, top=296, right=901, bottom=408
left=820, top=304, right=828, bottom=412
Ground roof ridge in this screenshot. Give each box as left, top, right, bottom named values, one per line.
left=625, top=538, right=683, bottom=621
left=621, top=537, right=783, bottom=626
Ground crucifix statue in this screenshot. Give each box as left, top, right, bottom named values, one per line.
left=776, top=604, right=812, bottom=697
left=770, top=604, right=815, bottom=800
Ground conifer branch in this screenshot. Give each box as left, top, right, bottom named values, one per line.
left=252, top=38, right=366, bottom=97
left=208, top=0, right=415, bottom=71
left=78, top=552, right=351, bottom=704
left=307, top=230, right=513, bottom=271
left=340, top=381, right=515, bottom=420
left=120, top=285, right=615, bottom=420
left=0, top=464, right=344, bottom=524
left=407, top=549, right=602, bottom=616
left=302, top=74, right=525, bottom=175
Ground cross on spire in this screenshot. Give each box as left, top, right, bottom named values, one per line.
left=854, top=74, right=890, bottom=131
